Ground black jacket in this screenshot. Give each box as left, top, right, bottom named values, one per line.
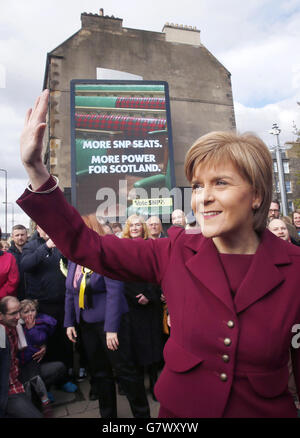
left=8, top=242, right=26, bottom=300
left=125, top=281, right=164, bottom=366
left=0, top=331, right=10, bottom=418
left=21, top=235, right=66, bottom=304
left=8, top=241, right=22, bottom=266
left=291, top=237, right=300, bottom=247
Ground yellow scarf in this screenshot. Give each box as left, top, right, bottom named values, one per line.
left=78, top=267, right=93, bottom=309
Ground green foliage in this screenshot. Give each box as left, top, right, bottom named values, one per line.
left=294, top=198, right=300, bottom=210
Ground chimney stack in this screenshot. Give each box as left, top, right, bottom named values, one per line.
left=162, top=22, right=201, bottom=46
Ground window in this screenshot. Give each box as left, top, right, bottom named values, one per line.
left=283, top=161, right=289, bottom=174
left=285, top=181, right=292, bottom=193
left=288, top=200, right=294, bottom=212
left=273, top=160, right=289, bottom=174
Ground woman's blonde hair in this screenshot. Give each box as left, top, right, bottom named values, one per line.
left=20, top=299, right=39, bottom=312
left=81, top=213, right=105, bottom=236
left=122, top=215, right=149, bottom=239
left=184, top=131, right=273, bottom=232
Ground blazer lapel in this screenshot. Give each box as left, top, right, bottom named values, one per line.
left=234, top=230, right=290, bottom=314
left=184, top=235, right=236, bottom=314
left=66, top=262, right=76, bottom=290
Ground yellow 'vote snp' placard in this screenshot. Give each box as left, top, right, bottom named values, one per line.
left=132, top=198, right=173, bottom=208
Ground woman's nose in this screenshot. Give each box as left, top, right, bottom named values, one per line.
left=195, top=186, right=214, bottom=205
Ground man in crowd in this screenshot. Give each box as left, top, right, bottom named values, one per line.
left=171, top=209, right=186, bottom=228
left=268, top=218, right=300, bottom=246
left=102, top=222, right=114, bottom=235
left=8, top=224, right=28, bottom=300
left=145, top=215, right=168, bottom=370
left=185, top=210, right=198, bottom=230
left=0, top=296, right=42, bottom=418
left=268, top=200, right=281, bottom=220
left=111, top=222, right=123, bottom=235
left=146, top=216, right=165, bottom=239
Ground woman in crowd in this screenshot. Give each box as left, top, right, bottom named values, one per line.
left=267, top=219, right=300, bottom=411
left=64, top=213, right=150, bottom=418
left=0, top=228, right=19, bottom=299
left=18, top=299, right=66, bottom=417
left=122, top=215, right=164, bottom=400
left=281, top=216, right=300, bottom=243
left=17, top=89, right=300, bottom=418
left=0, top=241, right=10, bottom=251
left=292, top=209, right=300, bottom=238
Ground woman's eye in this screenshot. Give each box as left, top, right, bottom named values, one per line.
left=192, top=183, right=203, bottom=191
left=216, top=180, right=227, bottom=186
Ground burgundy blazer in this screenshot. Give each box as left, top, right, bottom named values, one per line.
left=17, top=177, right=300, bottom=418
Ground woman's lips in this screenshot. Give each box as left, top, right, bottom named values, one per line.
left=201, top=211, right=222, bottom=218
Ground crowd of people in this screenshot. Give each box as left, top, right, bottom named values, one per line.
left=0, top=212, right=191, bottom=418
left=1, top=201, right=300, bottom=418
left=0, top=208, right=206, bottom=419
left=2, top=89, right=300, bottom=419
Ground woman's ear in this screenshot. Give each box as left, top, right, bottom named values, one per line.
left=252, top=191, right=262, bottom=211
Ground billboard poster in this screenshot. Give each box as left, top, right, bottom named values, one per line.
left=70, top=80, right=175, bottom=222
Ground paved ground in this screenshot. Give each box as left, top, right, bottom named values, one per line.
left=50, top=379, right=300, bottom=420
left=50, top=377, right=160, bottom=419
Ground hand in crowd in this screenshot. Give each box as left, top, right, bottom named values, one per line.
left=106, top=332, right=119, bottom=351
left=46, top=239, right=56, bottom=249
left=136, top=294, right=149, bottom=305
left=167, top=314, right=171, bottom=327
left=160, top=294, right=166, bottom=303
left=66, top=326, right=77, bottom=343
left=32, top=344, right=46, bottom=363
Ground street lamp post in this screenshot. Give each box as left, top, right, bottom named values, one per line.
left=2, top=202, right=14, bottom=230
left=269, top=123, right=288, bottom=217
left=0, top=168, right=7, bottom=237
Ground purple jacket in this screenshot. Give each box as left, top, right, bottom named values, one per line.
left=64, top=261, right=128, bottom=333
left=19, top=313, right=56, bottom=365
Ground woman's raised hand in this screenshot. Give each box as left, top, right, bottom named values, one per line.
left=20, top=89, right=51, bottom=189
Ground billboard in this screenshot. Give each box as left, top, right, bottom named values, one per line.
left=70, top=80, right=175, bottom=222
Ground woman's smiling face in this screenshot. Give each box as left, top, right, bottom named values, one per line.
left=129, top=219, right=143, bottom=239
left=191, top=160, right=261, bottom=248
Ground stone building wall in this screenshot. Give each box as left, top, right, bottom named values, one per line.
left=43, top=11, right=235, bottom=194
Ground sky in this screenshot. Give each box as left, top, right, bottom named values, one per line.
left=0, top=0, right=299, bottom=232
